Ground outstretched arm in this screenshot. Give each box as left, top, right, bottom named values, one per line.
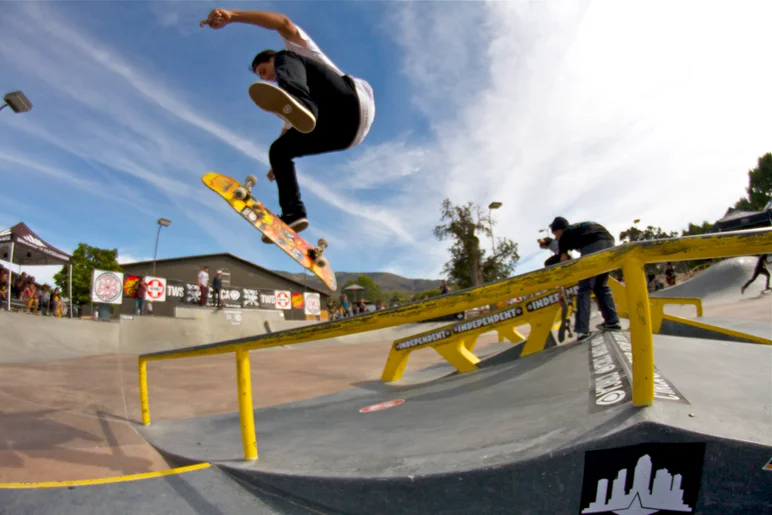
left=200, top=9, right=303, bottom=44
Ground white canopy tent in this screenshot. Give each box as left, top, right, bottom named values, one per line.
left=0, top=222, right=73, bottom=317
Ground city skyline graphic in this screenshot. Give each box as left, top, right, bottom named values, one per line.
left=582, top=454, right=693, bottom=514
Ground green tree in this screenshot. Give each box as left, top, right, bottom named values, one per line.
left=341, top=275, right=383, bottom=303
left=680, top=221, right=720, bottom=270
left=433, top=199, right=519, bottom=289
left=733, top=152, right=772, bottom=211
left=619, top=225, right=678, bottom=243
left=617, top=225, right=677, bottom=279
left=53, top=243, right=122, bottom=305
left=681, top=221, right=714, bottom=236
left=413, top=288, right=441, bottom=300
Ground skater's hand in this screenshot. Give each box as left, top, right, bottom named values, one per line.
left=266, top=169, right=275, bottom=182
left=200, top=8, right=234, bottom=29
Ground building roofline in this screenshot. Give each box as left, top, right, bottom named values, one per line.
left=119, top=252, right=328, bottom=295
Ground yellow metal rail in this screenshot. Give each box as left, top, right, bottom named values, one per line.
left=137, top=228, right=772, bottom=461
left=381, top=285, right=577, bottom=382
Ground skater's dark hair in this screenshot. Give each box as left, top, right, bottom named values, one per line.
left=250, top=50, right=277, bottom=72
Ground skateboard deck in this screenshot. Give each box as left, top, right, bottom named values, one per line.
left=248, top=82, right=316, bottom=134
left=202, top=172, right=337, bottom=291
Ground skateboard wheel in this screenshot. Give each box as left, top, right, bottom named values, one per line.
left=316, top=257, right=328, bottom=268
left=245, top=175, right=258, bottom=188
left=234, top=186, right=248, bottom=200
left=317, top=238, right=328, bottom=250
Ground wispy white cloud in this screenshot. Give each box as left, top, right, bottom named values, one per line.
left=4, top=1, right=415, bottom=250
left=4, top=0, right=769, bottom=285
left=374, top=0, right=772, bottom=275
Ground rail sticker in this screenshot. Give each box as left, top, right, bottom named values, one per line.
left=359, top=399, right=405, bottom=413
left=587, top=333, right=632, bottom=411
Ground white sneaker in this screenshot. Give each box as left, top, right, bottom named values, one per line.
left=249, top=82, right=316, bottom=134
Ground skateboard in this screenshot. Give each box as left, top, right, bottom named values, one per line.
left=557, top=286, right=574, bottom=343
left=248, top=82, right=316, bottom=134
left=202, top=172, right=337, bottom=291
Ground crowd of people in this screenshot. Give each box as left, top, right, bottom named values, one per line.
left=0, top=266, right=66, bottom=316
left=327, top=294, right=388, bottom=320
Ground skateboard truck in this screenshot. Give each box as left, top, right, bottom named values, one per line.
left=233, top=175, right=258, bottom=201
left=308, top=238, right=328, bottom=268
left=236, top=173, right=329, bottom=268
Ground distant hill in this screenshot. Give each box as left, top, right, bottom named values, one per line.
left=273, top=270, right=443, bottom=296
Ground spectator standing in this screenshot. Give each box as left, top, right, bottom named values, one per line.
left=135, top=278, right=148, bottom=315
left=50, top=288, right=63, bottom=317
left=212, top=270, right=223, bottom=308
left=665, top=262, right=676, bottom=286
left=198, top=266, right=210, bottom=306
left=340, top=294, right=351, bottom=317
left=0, top=269, right=8, bottom=308
left=549, top=217, right=621, bottom=341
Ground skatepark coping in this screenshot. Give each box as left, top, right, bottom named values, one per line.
left=137, top=227, right=772, bottom=461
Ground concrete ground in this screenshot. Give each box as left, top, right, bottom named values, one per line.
left=0, top=312, right=509, bottom=483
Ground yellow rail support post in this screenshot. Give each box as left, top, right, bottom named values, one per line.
left=236, top=349, right=258, bottom=461
left=520, top=306, right=561, bottom=357
left=621, top=256, right=654, bottom=407
left=139, top=358, right=151, bottom=425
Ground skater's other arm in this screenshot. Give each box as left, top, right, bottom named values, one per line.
left=200, top=9, right=304, bottom=44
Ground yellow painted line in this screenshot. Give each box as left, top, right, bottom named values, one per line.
left=0, top=462, right=210, bottom=489
left=662, top=314, right=772, bottom=345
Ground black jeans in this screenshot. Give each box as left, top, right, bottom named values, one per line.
left=270, top=52, right=360, bottom=217
left=742, top=265, right=770, bottom=291
left=575, top=239, right=620, bottom=333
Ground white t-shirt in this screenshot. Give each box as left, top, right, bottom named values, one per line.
left=280, top=26, right=375, bottom=149
left=198, top=270, right=209, bottom=287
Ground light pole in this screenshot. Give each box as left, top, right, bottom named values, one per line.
left=1, top=91, right=32, bottom=114
left=488, top=201, right=502, bottom=254
left=153, top=218, right=171, bottom=275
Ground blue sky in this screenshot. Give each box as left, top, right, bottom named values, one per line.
left=2, top=0, right=772, bottom=289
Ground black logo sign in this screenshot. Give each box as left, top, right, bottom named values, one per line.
left=587, top=333, right=632, bottom=411
left=258, top=288, right=277, bottom=309
left=166, top=281, right=185, bottom=301
left=579, top=442, right=705, bottom=514
left=242, top=288, right=259, bottom=308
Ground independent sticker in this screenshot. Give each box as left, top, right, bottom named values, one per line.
left=763, top=457, right=772, bottom=471
left=359, top=399, right=405, bottom=413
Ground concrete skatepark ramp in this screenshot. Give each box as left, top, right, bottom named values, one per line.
left=3, top=329, right=767, bottom=514
left=649, top=257, right=772, bottom=344
left=652, top=256, right=769, bottom=306
left=132, top=331, right=771, bottom=514
left=2, top=232, right=772, bottom=513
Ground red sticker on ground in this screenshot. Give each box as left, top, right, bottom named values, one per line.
left=763, top=457, right=772, bottom=471
left=359, top=399, right=405, bottom=413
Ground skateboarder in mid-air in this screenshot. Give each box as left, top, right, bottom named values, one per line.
left=740, top=254, right=772, bottom=294
left=200, top=8, right=376, bottom=237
